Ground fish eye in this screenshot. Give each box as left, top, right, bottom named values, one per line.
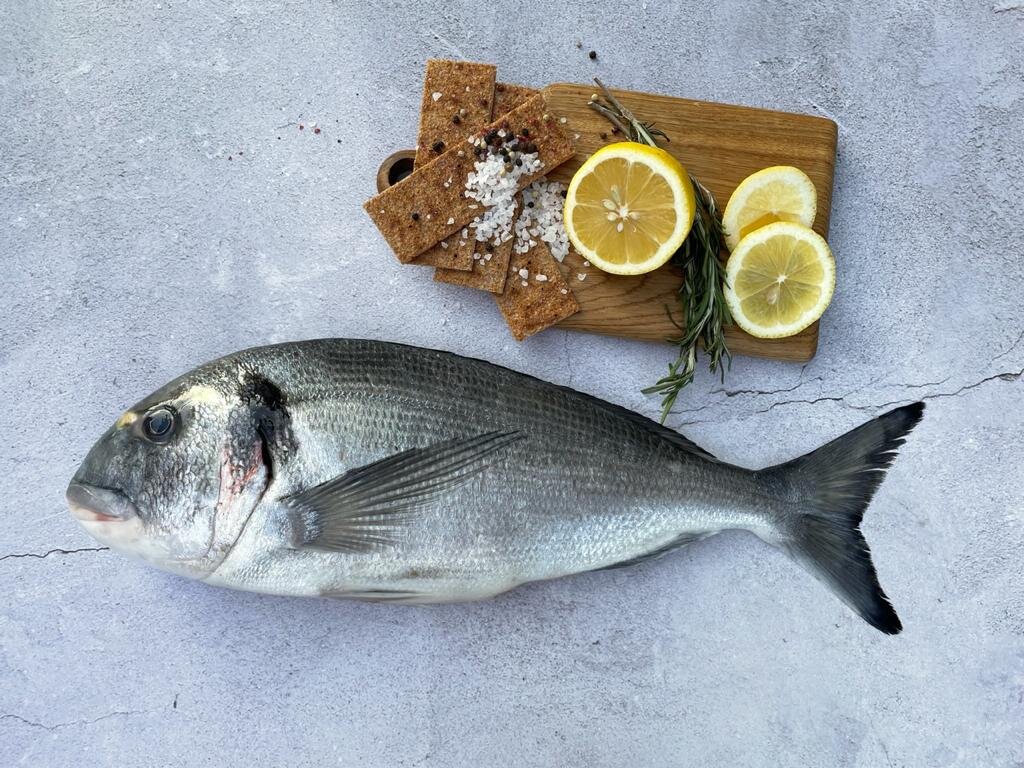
left=142, top=407, right=177, bottom=443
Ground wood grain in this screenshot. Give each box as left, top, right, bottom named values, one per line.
left=541, top=83, right=838, bottom=362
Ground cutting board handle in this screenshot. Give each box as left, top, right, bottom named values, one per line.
left=376, top=150, right=416, bottom=193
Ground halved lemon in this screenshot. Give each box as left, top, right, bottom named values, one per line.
left=724, top=221, right=835, bottom=338
left=722, top=165, right=817, bottom=251
left=563, top=142, right=696, bottom=275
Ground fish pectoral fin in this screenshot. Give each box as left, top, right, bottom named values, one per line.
left=285, top=431, right=522, bottom=553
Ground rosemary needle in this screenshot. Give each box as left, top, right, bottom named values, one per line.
left=588, top=79, right=732, bottom=423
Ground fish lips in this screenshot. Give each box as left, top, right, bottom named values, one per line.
left=66, top=482, right=139, bottom=523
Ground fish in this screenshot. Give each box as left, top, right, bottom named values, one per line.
left=67, top=338, right=923, bottom=633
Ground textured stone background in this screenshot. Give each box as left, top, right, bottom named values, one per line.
left=2, top=1, right=1022, bottom=766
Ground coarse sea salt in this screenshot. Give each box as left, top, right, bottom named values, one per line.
left=514, top=179, right=570, bottom=261
left=463, top=142, right=543, bottom=248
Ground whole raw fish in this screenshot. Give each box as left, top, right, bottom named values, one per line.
left=67, top=339, right=922, bottom=633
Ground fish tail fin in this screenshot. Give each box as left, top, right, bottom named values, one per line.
left=759, top=402, right=924, bottom=634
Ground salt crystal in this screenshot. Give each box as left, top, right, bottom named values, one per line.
left=577, top=273, right=587, bottom=281
left=559, top=117, right=567, bottom=124
left=521, top=280, right=528, bottom=287
left=518, top=268, right=529, bottom=279
left=536, top=274, right=548, bottom=282
left=560, top=288, right=568, bottom=295
left=473, top=253, right=481, bottom=260
left=432, top=92, right=442, bottom=101
left=440, top=241, right=449, bottom=249
left=583, top=261, right=590, bottom=267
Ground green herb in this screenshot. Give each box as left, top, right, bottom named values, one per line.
left=588, top=79, right=732, bottom=423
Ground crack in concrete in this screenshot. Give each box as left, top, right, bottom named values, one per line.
left=675, top=366, right=1023, bottom=426
left=672, top=376, right=824, bottom=415
left=561, top=330, right=575, bottom=389
left=0, top=546, right=109, bottom=562
left=0, top=709, right=148, bottom=732
left=856, top=367, right=1023, bottom=412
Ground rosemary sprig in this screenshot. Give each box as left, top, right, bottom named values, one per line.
left=588, top=79, right=732, bottom=423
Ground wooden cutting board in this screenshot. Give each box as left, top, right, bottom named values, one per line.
left=542, top=83, right=837, bottom=362
left=377, top=84, right=837, bottom=362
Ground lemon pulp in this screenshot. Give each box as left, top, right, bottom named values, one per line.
left=564, top=142, right=696, bottom=276
left=724, top=221, right=835, bottom=338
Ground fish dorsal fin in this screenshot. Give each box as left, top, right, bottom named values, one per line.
left=558, top=385, right=717, bottom=462
left=602, top=402, right=717, bottom=461
left=285, top=431, right=522, bottom=553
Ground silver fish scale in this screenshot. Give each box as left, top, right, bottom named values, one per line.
left=206, top=339, right=766, bottom=599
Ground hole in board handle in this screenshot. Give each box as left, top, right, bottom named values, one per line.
left=376, top=150, right=417, bottom=193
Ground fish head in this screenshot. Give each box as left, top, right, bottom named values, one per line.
left=67, top=362, right=283, bottom=580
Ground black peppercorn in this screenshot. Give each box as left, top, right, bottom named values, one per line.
left=452, top=114, right=461, bottom=125
left=431, top=140, right=445, bottom=153
left=411, top=212, right=420, bottom=221
left=588, top=50, right=597, bottom=60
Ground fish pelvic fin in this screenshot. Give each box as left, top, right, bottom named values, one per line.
left=760, top=402, right=925, bottom=635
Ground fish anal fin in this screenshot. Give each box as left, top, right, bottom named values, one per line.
left=323, top=588, right=426, bottom=603
left=596, top=532, right=712, bottom=571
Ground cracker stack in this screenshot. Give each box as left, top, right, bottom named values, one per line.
left=363, top=60, right=581, bottom=340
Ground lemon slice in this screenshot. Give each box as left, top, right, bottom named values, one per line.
left=724, top=221, right=835, bottom=338
left=722, top=166, right=817, bottom=251
left=563, top=142, right=696, bottom=275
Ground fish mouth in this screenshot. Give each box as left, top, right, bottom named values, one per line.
left=66, top=482, right=139, bottom=523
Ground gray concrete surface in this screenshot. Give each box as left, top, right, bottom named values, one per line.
left=2, top=1, right=1022, bottom=766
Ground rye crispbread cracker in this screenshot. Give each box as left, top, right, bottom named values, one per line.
left=410, top=61, right=497, bottom=271
left=363, top=93, right=574, bottom=263
left=495, top=240, right=580, bottom=340
left=414, top=60, right=496, bottom=168
left=412, top=234, right=474, bottom=270
left=493, top=83, right=539, bottom=117
left=433, top=84, right=541, bottom=292
left=433, top=198, right=518, bottom=294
